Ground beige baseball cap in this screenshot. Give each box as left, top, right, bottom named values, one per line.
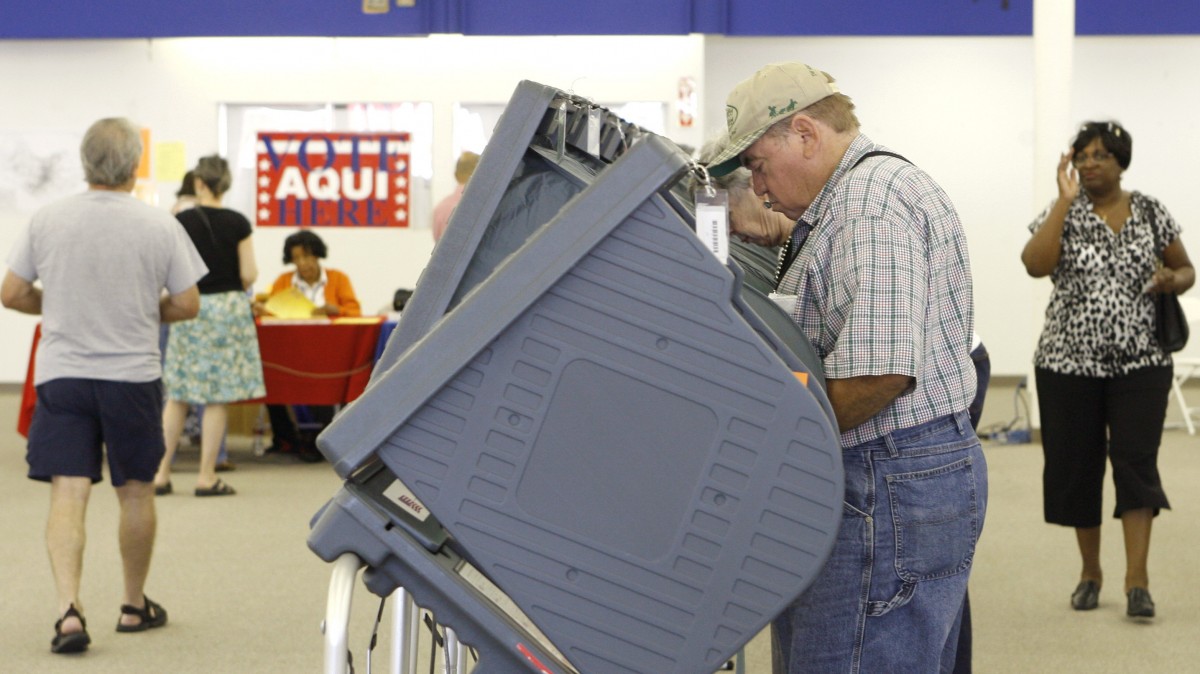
left=706, top=62, right=839, bottom=177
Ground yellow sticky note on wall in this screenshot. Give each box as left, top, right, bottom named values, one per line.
left=156, top=142, right=187, bottom=184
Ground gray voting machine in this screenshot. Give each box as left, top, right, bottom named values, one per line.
left=307, top=80, right=843, bottom=674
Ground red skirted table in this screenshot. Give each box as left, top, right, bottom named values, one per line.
left=17, top=317, right=389, bottom=436
left=254, top=317, right=385, bottom=405
left=16, top=325, right=40, bottom=437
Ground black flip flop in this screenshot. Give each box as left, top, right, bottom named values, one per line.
left=194, top=479, right=236, bottom=497
left=116, top=596, right=168, bottom=633
left=52, top=604, right=91, bottom=654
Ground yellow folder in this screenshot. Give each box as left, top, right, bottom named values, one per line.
left=263, top=287, right=317, bottom=319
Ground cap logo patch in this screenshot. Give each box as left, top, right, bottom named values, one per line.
left=725, top=105, right=739, bottom=130
left=769, top=99, right=799, bottom=118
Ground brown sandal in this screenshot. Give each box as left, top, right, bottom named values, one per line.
left=52, top=604, right=91, bottom=654
left=194, top=479, right=236, bottom=497
left=116, top=596, right=168, bottom=632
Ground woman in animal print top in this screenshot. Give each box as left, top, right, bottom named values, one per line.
left=1022, top=121, right=1195, bottom=620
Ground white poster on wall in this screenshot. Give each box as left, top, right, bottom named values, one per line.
left=0, top=131, right=84, bottom=214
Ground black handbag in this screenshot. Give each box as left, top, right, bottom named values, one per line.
left=1146, top=199, right=1189, bottom=352
left=1155, top=289, right=1189, bottom=352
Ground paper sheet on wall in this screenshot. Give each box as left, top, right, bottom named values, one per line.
left=263, top=287, right=317, bottom=319
left=0, top=130, right=85, bottom=214
left=137, top=128, right=151, bottom=180
left=155, top=142, right=187, bottom=183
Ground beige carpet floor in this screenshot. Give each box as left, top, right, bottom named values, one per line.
left=1, top=385, right=1198, bottom=673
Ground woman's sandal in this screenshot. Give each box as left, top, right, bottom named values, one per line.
left=51, top=604, right=91, bottom=654
left=194, top=478, right=236, bottom=497
left=115, top=596, right=168, bottom=633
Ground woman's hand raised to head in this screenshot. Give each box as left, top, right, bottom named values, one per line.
left=1023, top=151, right=1079, bottom=278
left=1057, top=150, right=1080, bottom=202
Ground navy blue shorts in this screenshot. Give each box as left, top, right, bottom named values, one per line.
left=27, top=378, right=165, bottom=486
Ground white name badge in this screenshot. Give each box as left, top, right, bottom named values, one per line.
left=693, top=187, right=729, bottom=264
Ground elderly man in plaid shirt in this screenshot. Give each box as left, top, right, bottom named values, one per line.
left=707, top=62, right=987, bottom=674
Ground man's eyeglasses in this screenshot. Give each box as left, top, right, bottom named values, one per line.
left=1071, top=150, right=1113, bottom=167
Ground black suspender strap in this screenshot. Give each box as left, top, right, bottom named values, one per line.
left=851, top=150, right=910, bottom=170
left=774, top=150, right=912, bottom=288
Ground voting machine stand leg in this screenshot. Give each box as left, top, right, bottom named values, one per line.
left=326, top=566, right=466, bottom=674
left=391, top=588, right=421, bottom=674
left=309, top=487, right=576, bottom=673
left=324, top=553, right=364, bottom=674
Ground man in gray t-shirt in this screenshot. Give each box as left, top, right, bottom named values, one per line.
left=1, top=118, right=206, bottom=654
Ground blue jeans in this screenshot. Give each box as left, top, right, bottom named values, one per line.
left=773, top=410, right=988, bottom=674
left=954, top=341, right=990, bottom=674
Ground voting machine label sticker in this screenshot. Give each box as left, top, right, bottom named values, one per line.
left=382, top=479, right=431, bottom=522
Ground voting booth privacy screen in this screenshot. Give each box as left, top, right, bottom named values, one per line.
left=307, top=80, right=843, bottom=674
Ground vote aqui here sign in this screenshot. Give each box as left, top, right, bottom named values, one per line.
left=255, top=132, right=411, bottom=227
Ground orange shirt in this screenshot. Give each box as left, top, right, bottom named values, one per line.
left=270, top=267, right=362, bottom=317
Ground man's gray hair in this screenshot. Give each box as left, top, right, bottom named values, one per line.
left=81, top=118, right=143, bottom=187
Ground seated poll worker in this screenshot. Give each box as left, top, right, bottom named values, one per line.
left=254, top=229, right=362, bottom=460
left=705, top=62, right=986, bottom=673
left=255, top=229, right=361, bottom=318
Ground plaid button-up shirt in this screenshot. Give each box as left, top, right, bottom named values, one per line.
left=776, top=134, right=976, bottom=447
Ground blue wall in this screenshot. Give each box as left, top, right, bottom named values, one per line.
left=0, top=0, right=1194, bottom=39
left=718, top=0, right=1029, bottom=36
left=1076, top=0, right=1200, bottom=35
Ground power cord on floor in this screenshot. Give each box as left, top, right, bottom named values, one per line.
left=977, top=377, right=1033, bottom=444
